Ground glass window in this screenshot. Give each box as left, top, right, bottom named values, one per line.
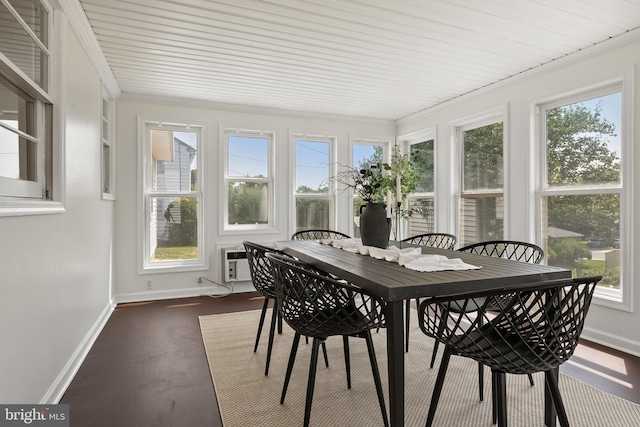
left=539, top=89, right=622, bottom=296
left=0, top=0, right=52, bottom=207
left=459, top=121, right=504, bottom=246
left=294, top=138, right=332, bottom=231
left=352, top=142, right=385, bottom=237
left=224, top=130, right=273, bottom=229
left=142, top=123, right=203, bottom=270
left=407, top=139, right=434, bottom=235
left=101, top=92, right=115, bottom=198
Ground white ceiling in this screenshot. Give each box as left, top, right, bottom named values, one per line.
left=78, top=0, right=640, bottom=121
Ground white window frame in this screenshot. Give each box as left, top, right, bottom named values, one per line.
left=452, top=109, right=507, bottom=246
left=290, top=131, right=337, bottom=234
left=138, top=118, right=206, bottom=273
left=221, top=126, right=275, bottom=234
left=399, top=128, right=437, bottom=236
left=348, top=135, right=391, bottom=237
left=0, top=0, right=63, bottom=216
left=534, top=74, right=633, bottom=311
left=100, top=86, right=115, bottom=200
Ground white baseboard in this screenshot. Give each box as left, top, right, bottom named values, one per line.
left=112, top=282, right=256, bottom=305
left=580, top=325, right=640, bottom=358
left=42, top=301, right=115, bottom=404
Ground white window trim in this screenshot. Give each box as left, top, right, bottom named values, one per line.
left=290, top=130, right=339, bottom=235
left=533, top=72, right=634, bottom=312
left=450, top=107, right=508, bottom=243
left=348, top=135, right=391, bottom=237
left=220, top=126, right=276, bottom=234
left=0, top=2, right=64, bottom=217
left=398, top=127, right=438, bottom=235
left=137, top=117, right=207, bottom=273
left=101, top=85, right=116, bottom=200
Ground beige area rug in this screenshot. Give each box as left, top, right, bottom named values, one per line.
left=200, top=309, right=640, bottom=427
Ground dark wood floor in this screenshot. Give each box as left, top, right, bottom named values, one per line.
left=61, top=293, right=640, bottom=427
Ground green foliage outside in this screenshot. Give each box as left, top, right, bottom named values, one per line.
left=161, top=197, right=198, bottom=247
left=228, top=181, right=268, bottom=225
left=154, top=245, right=198, bottom=260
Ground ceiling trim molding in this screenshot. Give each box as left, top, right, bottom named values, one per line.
left=117, top=93, right=395, bottom=125
left=55, top=0, right=121, bottom=98
left=397, top=26, right=640, bottom=124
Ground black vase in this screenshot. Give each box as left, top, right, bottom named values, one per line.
left=359, top=203, right=391, bottom=248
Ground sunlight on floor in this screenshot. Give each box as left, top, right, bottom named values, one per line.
left=567, top=345, right=633, bottom=389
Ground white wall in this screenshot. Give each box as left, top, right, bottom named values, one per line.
left=0, top=17, right=114, bottom=402
left=113, top=101, right=395, bottom=300
left=397, top=36, right=640, bottom=356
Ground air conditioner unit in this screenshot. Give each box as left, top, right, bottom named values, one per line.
left=222, top=248, right=251, bottom=282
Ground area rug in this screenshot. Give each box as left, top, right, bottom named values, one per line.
left=199, top=309, right=640, bottom=427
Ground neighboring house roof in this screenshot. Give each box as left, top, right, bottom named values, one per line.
left=547, top=226, right=584, bottom=238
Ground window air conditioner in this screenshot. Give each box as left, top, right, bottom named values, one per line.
left=222, top=248, right=251, bottom=282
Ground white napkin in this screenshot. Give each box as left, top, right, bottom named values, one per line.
left=400, top=254, right=482, bottom=272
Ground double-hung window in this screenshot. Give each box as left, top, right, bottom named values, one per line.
left=101, top=89, right=115, bottom=199
left=350, top=137, right=388, bottom=237
left=0, top=0, right=53, bottom=210
left=402, top=131, right=435, bottom=236
left=224, top=128, right=274, bottom=231
left=141, top=120, right=204, bottom=271
left=537, top=81, right=628, bottom=306
left=293, top=133, right=334, bottom=232
left=457, top=118, right=504, bottom=246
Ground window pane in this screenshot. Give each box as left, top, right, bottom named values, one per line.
left=542, top=194, right=620, bottom=289
left=149, top=196, right=198, bottom=262
left=0, top=3, right=44, bottom=87
left=353, top=144, right=383, bottom=169
left=151, top=130, right=197, bottom=192
left=228, top=181, right=269, bottom=224
left=546, top=93, right=621, bottom=186
left=462, top=123, right=503, bottom=191
left=102, top=143, right=110, bottom=193
left=410, top=140, right=434, bottom=193
left=295, top=197, right=331, bottom=231
left=408, top=197, right=434, bottom=235
left=228, top=135, right=268, bottom=178
left=295, top=140, right=329, bottom=193
left=0, top=122, right=20, bottom=179
left=459, top=195, right=504, bottom=246
left=7, top=0, right=46, bottom=44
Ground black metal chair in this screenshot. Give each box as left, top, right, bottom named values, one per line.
left=266, top=252, right=389, bottom=427
left=244, top=241, right=330, bottom=375
left=291, top=229, right=351, bottom=240
left=418, top=276, right=601, bottom=427
left=427, top=240, right=544, bottom=403
left=400, top=233, right=457, bottom=352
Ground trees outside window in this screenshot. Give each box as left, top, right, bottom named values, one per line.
left=141, top=121, right=203, bottom=270
left=539, top=88, right=623, bottom=294
left=225, top=131, right=273, bottom=229
left=458, top=120, right=504, bottom=246
left=407, top=138, right=435, bottom=235
left=294, top=137, right=333, bottom=231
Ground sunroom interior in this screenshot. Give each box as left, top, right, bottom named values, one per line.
left=1, top=0, right=640, bottom=409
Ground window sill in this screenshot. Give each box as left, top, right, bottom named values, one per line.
left=0, top=198, right=65, bottom=217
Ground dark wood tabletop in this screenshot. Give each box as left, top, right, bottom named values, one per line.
left=276, top=240, right=571, bottom=301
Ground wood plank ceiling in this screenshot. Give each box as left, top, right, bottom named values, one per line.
left=79, top=0, right=640, bottom=120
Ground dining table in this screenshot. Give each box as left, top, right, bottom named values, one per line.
left=276, top=239, right=572, bottom=427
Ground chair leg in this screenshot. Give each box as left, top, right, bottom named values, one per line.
left=545, top=370, right=570, bottom=427
left=364, top=330, right=389, bottom=427
left=494, top=371, right=507, bottom=427
left=425, top=347, right=452, bottom=427
left=527, top=373, right=535, bottom=386
left=253, top=298, right=269, bottom=352
left=277, top=310, right=283, bottom=334
left=429, top=340, right=440, bottom=368
left=265, top=299, right=278, bottom=376
left=343, top=336, right=351, bottom=389
left=280, top=333, right=301, bottom=404
left=478, top=362, right=484, bottom=401
left=302, top=338, right=322, bottom=427
left=492, top=371, right=498, bottom=424
left=322, top=342, right=329, bottom=368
